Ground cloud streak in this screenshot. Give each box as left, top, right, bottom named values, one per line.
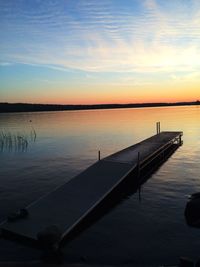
left=1, top=0, right=200, bottom=75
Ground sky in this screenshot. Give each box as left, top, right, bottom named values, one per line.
left=0, top=0, right=200, bottom=104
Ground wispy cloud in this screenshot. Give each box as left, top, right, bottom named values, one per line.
left=6, top=38, right=200, bottom=74
left=0, top=62, right=14, bottom=66
left=1, top=0, right=200, bottom=75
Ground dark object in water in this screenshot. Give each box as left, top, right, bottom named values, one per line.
left=185, top=193, right=200, bottom=228
left=189, top=192, right=200, bottom=200
left=7, top=208, right=29, bottom=222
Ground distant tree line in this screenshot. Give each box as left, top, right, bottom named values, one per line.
left=0, top=101, right=199, bottom=113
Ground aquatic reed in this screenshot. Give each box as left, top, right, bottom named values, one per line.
left=0, top=128, right=36, bottom=152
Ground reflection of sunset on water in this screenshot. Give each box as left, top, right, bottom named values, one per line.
left=0, top=105, right=200, bottom=263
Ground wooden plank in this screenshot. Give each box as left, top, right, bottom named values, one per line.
left=0, top=131, right=182, bottom=245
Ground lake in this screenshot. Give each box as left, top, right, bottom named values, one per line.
left=0, top=105, right=200, bottom=265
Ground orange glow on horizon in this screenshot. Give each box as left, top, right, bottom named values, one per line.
left=19, top=86, right=199, bottom=105
left=4, top=81, right=199, bottom=105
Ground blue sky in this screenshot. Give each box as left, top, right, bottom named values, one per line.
left=0, top=0, right=200, bottom=104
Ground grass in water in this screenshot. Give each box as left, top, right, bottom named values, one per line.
left=0, top=128, right=36, bottom=152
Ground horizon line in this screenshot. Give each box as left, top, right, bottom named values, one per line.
left=1, top=100, right=200, bottom=106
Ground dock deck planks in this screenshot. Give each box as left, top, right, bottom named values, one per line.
left=0, top=131, right=182, bottom=245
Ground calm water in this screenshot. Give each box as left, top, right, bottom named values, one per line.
left=0, top=106, right=200, bottom=265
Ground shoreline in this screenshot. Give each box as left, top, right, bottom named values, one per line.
left=0, top=101, right=200, bottom=113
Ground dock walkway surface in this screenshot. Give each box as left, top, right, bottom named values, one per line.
left=0, top=131, right=182, bottom=247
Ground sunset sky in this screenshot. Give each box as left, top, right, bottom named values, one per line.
left=0, top=0, right=200, bottom=104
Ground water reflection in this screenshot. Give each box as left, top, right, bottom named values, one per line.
left=0, top=106, right=200, bottom=264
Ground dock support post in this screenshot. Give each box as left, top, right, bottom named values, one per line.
left=98, top=150, right=101, bottom=161
left=138, top=186, right=142, bottom=202
left=137, top=152, right=140, bottom=178
left=137, top=152, right=141, bottom=201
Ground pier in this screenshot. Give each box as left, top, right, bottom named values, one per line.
left=0, top=130, right=183, bottom=250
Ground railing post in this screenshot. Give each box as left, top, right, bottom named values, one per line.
left=98, top=150, right=101, bottom=161
left=179, top=134, right=182, bottom=145
left=156, top=122, right=161, bottom=134
left=156, top=122, right=159, bottom=134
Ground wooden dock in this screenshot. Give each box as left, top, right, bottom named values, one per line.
left=0, top=131, right=183, bottom=250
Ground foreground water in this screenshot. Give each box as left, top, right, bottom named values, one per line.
left=0, top=106, right=200, bottom=265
